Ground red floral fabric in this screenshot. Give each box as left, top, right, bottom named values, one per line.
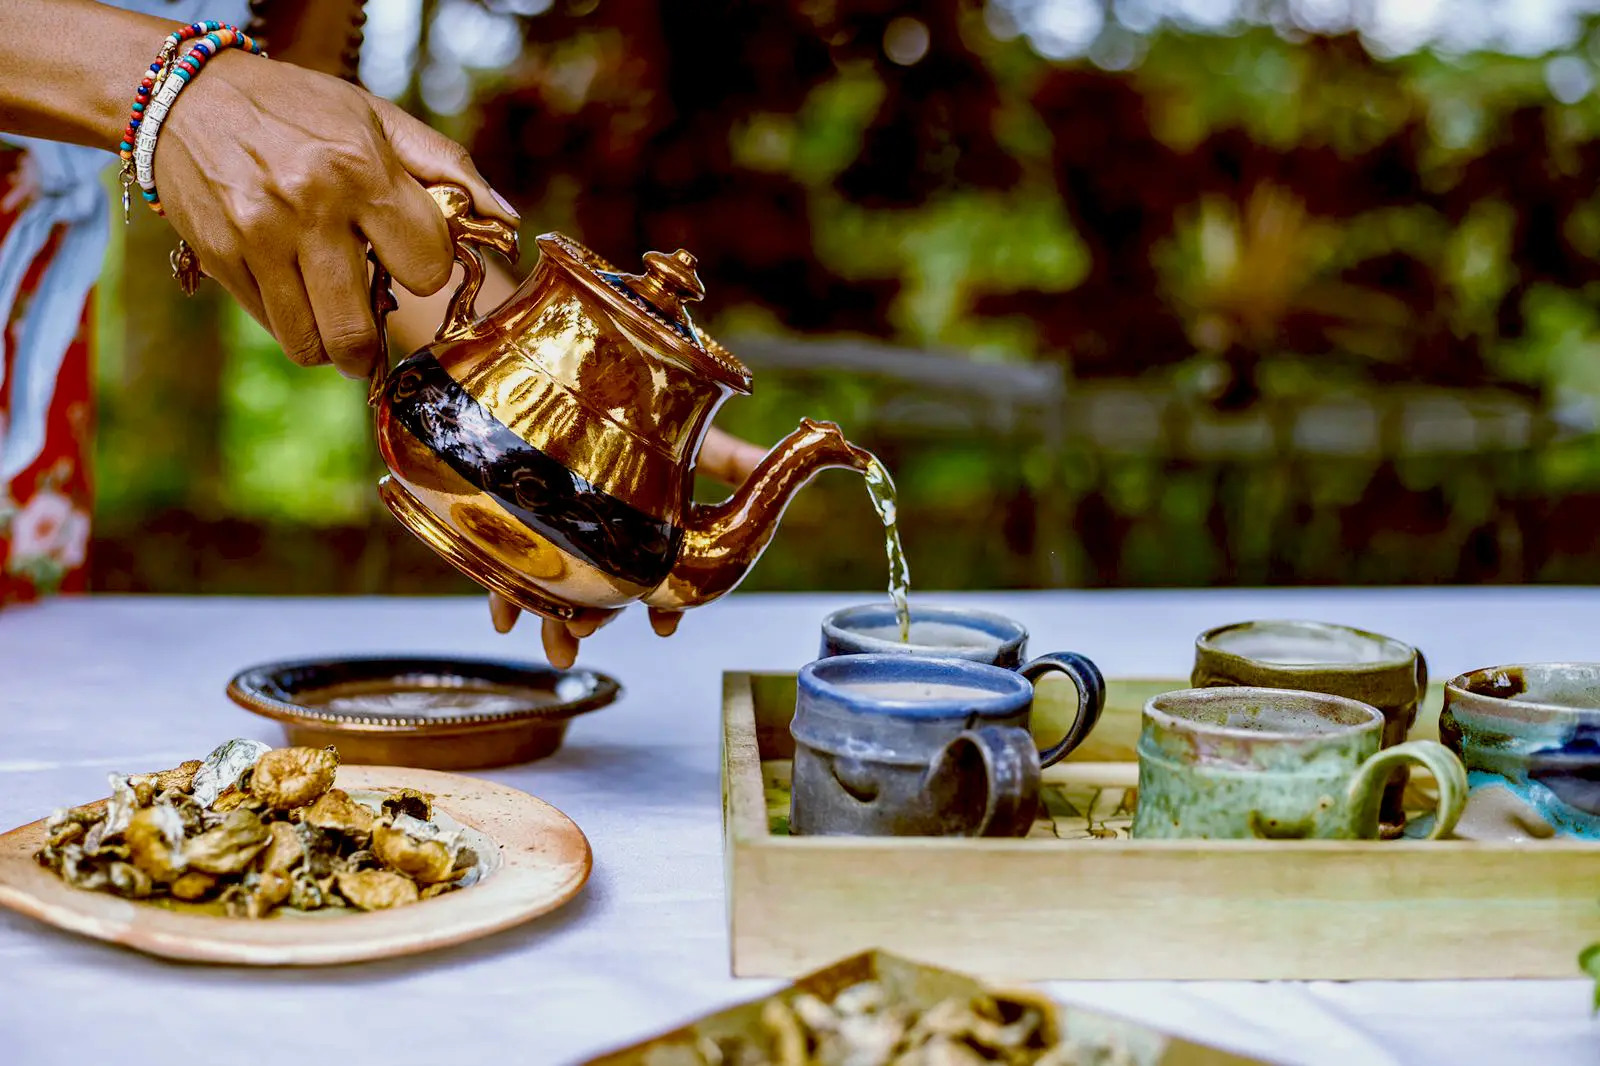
left=0, top=147, right=94, bottom=605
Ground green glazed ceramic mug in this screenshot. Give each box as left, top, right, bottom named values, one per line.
left=1192, top=619, right=1428, bottom=837
left=1131, top=687, right=1467, bottom=841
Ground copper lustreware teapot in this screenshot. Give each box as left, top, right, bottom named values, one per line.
left=364, top=184, right=873, bottom=624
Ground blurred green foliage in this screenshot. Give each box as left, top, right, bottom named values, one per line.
left=215, top=308, right=375, bottom=524
left=89, top=8, right=1600, bottom=593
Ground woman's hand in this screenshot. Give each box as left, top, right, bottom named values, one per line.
left=0, top=1, right=510, bottom=377
left=489, top=426, right=768, bottom=668
left=153, top=51, right=518, bottom=379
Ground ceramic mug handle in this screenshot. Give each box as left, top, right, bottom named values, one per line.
left=365, top=183, right=521, bottom=405
left=1348, top=739, right=1468, bottom=840
left=1020, top=652, right=1107, bottom=768
left=1396, top=646, right=1428, bottom=738
left=928, top=725, right=1041, bottom=838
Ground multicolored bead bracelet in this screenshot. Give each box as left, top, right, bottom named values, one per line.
left=116, top=22, right=266, bottom=221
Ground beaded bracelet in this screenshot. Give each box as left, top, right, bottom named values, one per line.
left=116, top=22, right=265, bottom=221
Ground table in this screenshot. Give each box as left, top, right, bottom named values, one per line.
left=2, top=590, right=1596, bottom=1066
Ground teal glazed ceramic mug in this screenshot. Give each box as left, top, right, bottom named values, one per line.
left=1192, top=619, right=1428, bottom=837
left=1131, top=686, right=1467, bottom=841
left=1440, top=663, right=1600, bottom=839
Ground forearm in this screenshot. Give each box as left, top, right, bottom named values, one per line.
left=0, top=0, right=366, bottom=149
left=0, top=1, right=186, bottom=151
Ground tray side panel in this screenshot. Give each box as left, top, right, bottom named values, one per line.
left=724, top=671, right=775, bottom=981
left=723, top=672, right=769, bottom=845
left=731, top=840, right=1600, bottom=980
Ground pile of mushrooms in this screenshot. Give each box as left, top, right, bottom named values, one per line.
left=33, top=739, right=479, bottom=917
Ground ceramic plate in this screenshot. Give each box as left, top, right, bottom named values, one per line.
left=0, top=765, right=591, bottom=965
left=226, top=655, right=622, bottom=770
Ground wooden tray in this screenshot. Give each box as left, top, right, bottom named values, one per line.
left=723, top=672, right=1600, bottom=980
left=586, top=949, right=1271, bottom=1065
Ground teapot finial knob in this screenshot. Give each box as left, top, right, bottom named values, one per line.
left=631, top=248, right=705, bottom=320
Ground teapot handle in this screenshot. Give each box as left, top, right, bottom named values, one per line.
left=365, top=182, right=521, bottom=406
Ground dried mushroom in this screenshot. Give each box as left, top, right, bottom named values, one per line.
left=249, top=746, right=338, bottom=810
left=125, top=803, right=189, bottom=883
left=761, top=999, right=807, bottom=1066
left=222, top=869, right=294, bottom=919
left=209, top=785, right=259, bottom=813
left=381, top=788, right=433, bottom=821
left=335, top=869, right=419, bottom=911
left=371, top=817, right=458, bottom=884
left=107, top=862, right=154, bottom=900
left=654, top=979, right=1132, bottom=1066
left=343, top=848, right=381, bottom=872
left=911, top=1038, right=994, bottom=1066
left=45, top=820, right=85, bottom=849
left=170, top=870, right=218, bottom=901
left=87, top=774, right=140, bottom=851
left=190, top=738, right=271, bottom=809
left=839, top=1011, right=909, bottom=1064
left=129, top=777, right=158, bottom=808
left=50, top=844, right=110, bottom=893
left=302, top=788, right=375, bottom=840
left=30, top=740, right=483, bottom=920
left=287, top=867, right=331, bottom=911
left=46, top=805, right=102, bottom=834
left=184, top=809, right=270, bottom=875
left=258, top=821, right=305, bottom=875
left=154, top=759, right=204, bottom=795
left=163, top=792, right=209, bottom=836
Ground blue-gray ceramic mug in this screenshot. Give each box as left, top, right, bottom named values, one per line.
left=818, top=603, right=1106, bottom=767
left=790, top=653, right=1087, bottom=837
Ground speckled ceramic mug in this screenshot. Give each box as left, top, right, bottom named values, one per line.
left=1192, top=619, right=1427, bottom=837
left=1440, top=663, right=1600, bottom=839
left=1131, top=687, right=1466, bottom=841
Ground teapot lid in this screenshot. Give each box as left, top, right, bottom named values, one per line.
left=537, top=233, right=754, bottom=394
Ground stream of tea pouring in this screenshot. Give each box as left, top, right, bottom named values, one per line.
left=862, top=455, right=912, bottom=643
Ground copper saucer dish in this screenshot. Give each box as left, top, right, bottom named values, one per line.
left=226, top=654, right=622, bottom=771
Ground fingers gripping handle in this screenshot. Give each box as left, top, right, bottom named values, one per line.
left=366, top=182, right=520, bottom=406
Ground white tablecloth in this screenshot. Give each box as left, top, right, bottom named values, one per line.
left=1, top=590, right=1596, bottom=1066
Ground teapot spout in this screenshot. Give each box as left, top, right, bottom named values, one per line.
left=643, top=418, right=874, bottom=613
